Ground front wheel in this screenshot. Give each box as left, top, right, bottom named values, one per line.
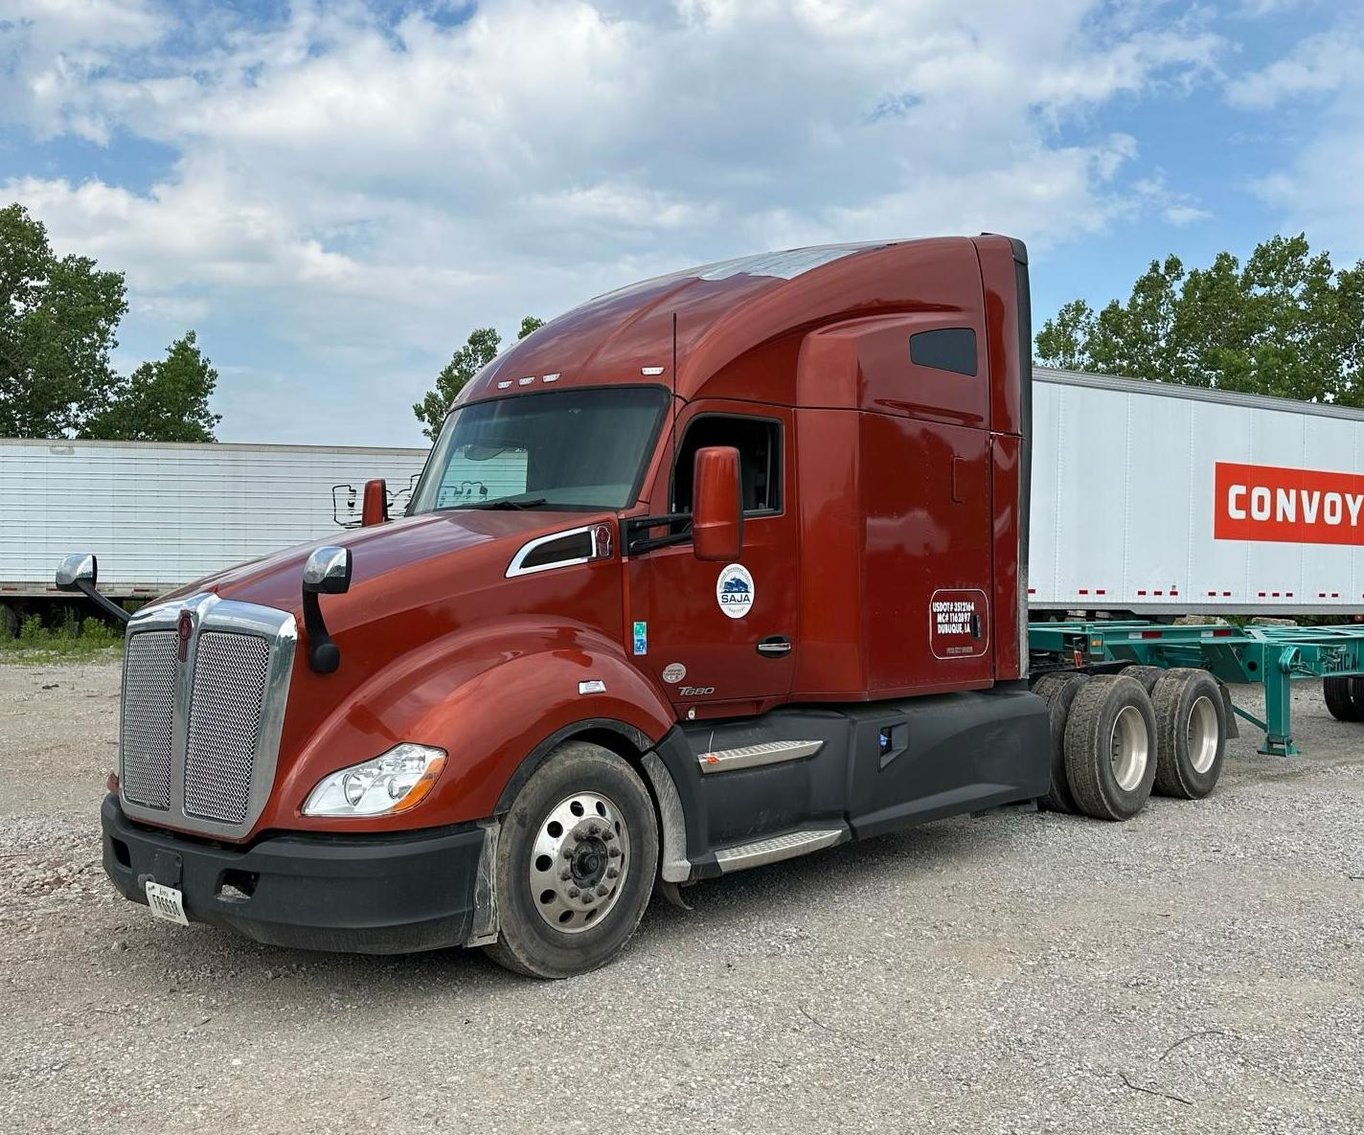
left=483, top=741, right=659, bottom=979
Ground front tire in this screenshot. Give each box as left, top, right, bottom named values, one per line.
left=483, top=741, right=659, bottom=979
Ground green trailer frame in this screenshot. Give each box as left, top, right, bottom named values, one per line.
left=1027, top=621, right=1364, bottom=757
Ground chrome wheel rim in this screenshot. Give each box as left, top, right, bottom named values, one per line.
left=1110, top=705, right=1149, bottom=792
left=529, top=791, right=630, bottom=935
left=1187, top=695, right=1219, bottom=774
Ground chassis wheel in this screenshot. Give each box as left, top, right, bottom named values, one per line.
left=1323, top=675, right=1364, bottom=723
left=1032, top=673, right=1088, bottom=814
left=1151, top=669, right=1227, bottom=799
left=483, top=741, right=659, bottom=979
left=1063, top=675, right=1158, bottom=821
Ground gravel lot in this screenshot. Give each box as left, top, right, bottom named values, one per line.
left=1, top=656, right=1361, bottom=1135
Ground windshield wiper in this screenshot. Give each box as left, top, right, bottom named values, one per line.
left=457, top=497, right=548, bottom=511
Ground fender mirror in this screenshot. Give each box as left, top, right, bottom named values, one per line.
left=55, top=553, right=131, bottom=624
left=361, top=478, right=389, bottom=527
left=302, top=545, right=352, bottom=674
left=56, top=553, right=97, bottom=589
left=692, top=446, right=743, bottom=562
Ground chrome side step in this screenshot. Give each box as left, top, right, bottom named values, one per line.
left=713, top=826, right=846, bottom=874
left=697, top=739, right=822, bottom=774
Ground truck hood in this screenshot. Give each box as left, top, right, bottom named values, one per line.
left=167, top=509, right=605, bottom=618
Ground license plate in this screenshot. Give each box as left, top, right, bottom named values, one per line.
left=144, top=880, right=189, bottom=926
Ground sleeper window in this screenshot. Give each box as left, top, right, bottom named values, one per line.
left=909, top=327, right=978, bottom=377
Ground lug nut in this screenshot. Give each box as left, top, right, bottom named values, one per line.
left=609, top=847, right=621, bottom=858
left=606, top=867, right=619, bottom=879
left=568, top=887, right=580, bottom=898
left=596, top=885, right=609, bottom=897
left=560, top=870, right=572, bottom=881
left=602, top=830, right=614, bottom=842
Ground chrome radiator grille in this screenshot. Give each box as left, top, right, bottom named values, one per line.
left=120, top=631, right=178, bottom=810
left=185, top=632, right=271, bottom=824
left=118, top=595, right=296, bottom=838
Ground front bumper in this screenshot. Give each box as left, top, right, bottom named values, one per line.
left=101, top=794, right=487, bottom=954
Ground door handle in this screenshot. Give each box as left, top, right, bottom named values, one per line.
left=757, top=636, right=792, bottom=658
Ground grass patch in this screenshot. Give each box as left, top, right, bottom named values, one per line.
left=0, top=614, right=123, bottom=663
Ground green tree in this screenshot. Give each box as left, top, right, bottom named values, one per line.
left=82, top=332, right=222, bottom=442
left=413, top=315, right=545, bottom=441
left=1036, top=235, right=1364, bottom=407
left=0, top=202, right=222, bottom=439
left=0, top=203, right=127, bottom=437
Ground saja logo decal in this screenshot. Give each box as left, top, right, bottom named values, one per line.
left=716, top=563, right=754, bottom=619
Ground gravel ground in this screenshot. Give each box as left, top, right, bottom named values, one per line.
left=1, top=657, right=1361, bottom=1135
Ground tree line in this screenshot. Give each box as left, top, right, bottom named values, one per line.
left=1035, top=234, right=1364, bottom=406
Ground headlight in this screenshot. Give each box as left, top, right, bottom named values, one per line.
left=301, top=743, right=447, bottom=817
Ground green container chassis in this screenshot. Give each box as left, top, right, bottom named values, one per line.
left=1028, top=620, right=1364, bottom=757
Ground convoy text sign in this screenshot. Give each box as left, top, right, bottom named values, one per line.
left=1215, top=461, right=1364, bottom=546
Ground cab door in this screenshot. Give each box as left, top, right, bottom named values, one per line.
left=627, top=404, right=798, bottom=714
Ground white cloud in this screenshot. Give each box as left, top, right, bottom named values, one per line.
left=1225, top=17, right=1364, bottom=261
left=1226, top=33, right=1363, bottom=109
left=2, top=0, right=1229, bottom=443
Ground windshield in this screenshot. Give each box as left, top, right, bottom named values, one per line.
left=408, top=386, right=670, bottom=513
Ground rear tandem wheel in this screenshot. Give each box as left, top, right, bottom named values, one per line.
left=1150, top=668, right=1227, bottom=799
left=1032, top=672, right=1089, bottom=814
left=1062, top=675, right=1158, bottom=821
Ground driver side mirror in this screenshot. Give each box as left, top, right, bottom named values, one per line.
left=692, top=446, right=743, bottom=562
left=361, top=478, right=389, bottom=527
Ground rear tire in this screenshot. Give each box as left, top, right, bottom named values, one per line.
left=1032, top=673, right=1088, bottom=814
left=1323, top=675, right=1364, bottom=723
left=1063, top=675, right=1158, bottom=821
left=1151, top=669, right=1227, bottom=799
left=1120, top=664, right=1165, bottom=692
left=483, top=741, right=659, bottom=979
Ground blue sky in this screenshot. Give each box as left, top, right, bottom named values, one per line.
left=3, top=0, right=1361, bottom=447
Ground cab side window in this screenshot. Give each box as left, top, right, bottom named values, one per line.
left=673, top=416, right=781, bottom=514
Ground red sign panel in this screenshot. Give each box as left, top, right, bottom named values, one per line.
left=1214, top=461, right=1364, bottom=546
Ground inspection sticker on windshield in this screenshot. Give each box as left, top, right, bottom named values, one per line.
left=144, top=881, right=189, bottom=926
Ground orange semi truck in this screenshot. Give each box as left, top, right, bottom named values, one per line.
left=70, top=236, right=1231, bottom=977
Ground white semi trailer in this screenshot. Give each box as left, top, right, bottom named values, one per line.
left=4, top=369, right=1362, bottom=635
left=0, top=438, right=428, bottom=633
left=1031, top=368, right=1364, bottom=617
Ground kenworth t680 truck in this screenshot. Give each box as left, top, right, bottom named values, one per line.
left=72, top=236, right=1258, bottom=977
